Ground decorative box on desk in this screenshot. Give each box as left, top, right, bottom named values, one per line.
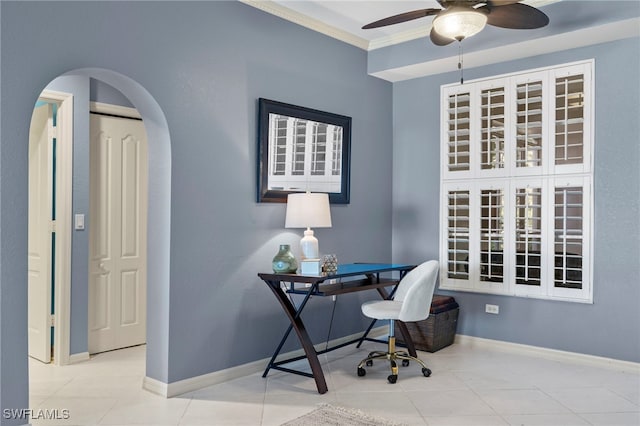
left=397, top=295, right=459, bottom=353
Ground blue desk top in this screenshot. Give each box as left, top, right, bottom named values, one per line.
left=334, top=263, right=414, bottom=277
left=258, top=262, right=415, bottom=282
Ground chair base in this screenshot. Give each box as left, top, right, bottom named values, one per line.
left=356, top=336, right=431, bottom=383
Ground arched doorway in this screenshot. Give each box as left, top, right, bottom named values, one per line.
left=28, top=68, right=172, bottom=387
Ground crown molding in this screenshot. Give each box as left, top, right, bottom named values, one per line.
left=371, top=17, right=640, bottom=82
left=368, top=26, right=432, bottom=51
left=239, top=0, right=369, bottom=50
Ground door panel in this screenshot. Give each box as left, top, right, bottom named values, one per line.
left=28, top=104, right=53, bottom=363
left=93, top=133, right=112, bottom=260
left=89, top=113, right=147, bottom=354
left=121, top=135, right=141, bottom=258
left=93, top=274, right=110, bottom=330
left=121, top=270, right=139, bottom=325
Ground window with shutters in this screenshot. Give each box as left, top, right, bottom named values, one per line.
left=439, top=60, right=593, bottom=303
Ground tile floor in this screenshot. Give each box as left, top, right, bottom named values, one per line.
left=29, top=342, right=640, bottom=425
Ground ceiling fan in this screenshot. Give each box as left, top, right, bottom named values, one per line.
left=362, top=1, right=550, bottom=46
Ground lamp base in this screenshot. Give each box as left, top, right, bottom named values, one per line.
left=300, top=229, right=319, bottom=260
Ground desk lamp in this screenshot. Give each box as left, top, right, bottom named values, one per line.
left=285, top=192, right=332, bottom=260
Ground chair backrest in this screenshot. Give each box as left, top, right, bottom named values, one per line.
left=394, top=260, right=439, bottom=322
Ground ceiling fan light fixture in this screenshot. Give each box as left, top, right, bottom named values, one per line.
left=432, top=7, right=488, bottom=41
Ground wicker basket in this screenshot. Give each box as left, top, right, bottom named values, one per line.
left=397, top=296, right=459, bottom=353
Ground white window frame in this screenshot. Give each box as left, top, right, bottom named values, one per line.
left=439, top=60, right=594, bottom=303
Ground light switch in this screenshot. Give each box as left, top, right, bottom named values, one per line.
left=74, top=214, right=85, bottom=230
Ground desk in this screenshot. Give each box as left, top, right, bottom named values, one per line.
left=258, top=263, right=416, bottom=394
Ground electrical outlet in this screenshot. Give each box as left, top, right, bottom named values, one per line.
left=485, top=304, right=500, bottom=314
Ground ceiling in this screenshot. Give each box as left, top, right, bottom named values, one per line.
left=240, top=0, right=640, bottom=81
left=240, top=0, right=638, bottom=50
left=241, top=0, right=561, bottom=50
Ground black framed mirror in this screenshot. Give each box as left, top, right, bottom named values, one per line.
left=257, top=98, right=351, bottom=204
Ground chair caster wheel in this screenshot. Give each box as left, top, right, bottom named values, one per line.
left=366, top=360, right=373, bottom=367
left=402, top=359, right=410, bottom=367
left=422, top=368, right=432, bottom=377
left=357, top=367, right=366, bottom=377
left=387, top=374, right=398, bottom=384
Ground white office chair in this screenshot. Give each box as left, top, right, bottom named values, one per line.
left=357, top=260, right=439, bottom=383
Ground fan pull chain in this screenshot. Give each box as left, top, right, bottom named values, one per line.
left=458, top=42, right=464, bottom=85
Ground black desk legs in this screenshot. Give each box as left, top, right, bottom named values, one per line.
left=262, top=280, right=328, bottom=394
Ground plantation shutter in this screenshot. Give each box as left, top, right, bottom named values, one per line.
left=480, top=188, right=505, bottom=285
left=446, top=190, right=470, bottom=282
left=481, top=87, right=506, bottom=170
left=514, top=185, right=543, bottom=287
left=446, top=92, right=471, bottom=173
left=516, top=81, right=544, bottom=169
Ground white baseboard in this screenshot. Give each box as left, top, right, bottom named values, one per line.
left=454, top=334, right=640, bottom=373
left=143, top=330, right=640, bottom=398
left=144, top=326, right=388, bottom=398
left=161, top=358, right=269, bottom=398
left=143, top=376, right=170, bottom=397
left=68, top=352, right=90, bottom=364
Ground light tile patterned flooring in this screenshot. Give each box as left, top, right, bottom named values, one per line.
left=29, top=343, right=640, bottom=425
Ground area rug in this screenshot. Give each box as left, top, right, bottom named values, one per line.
left=281, top=404, right=407, bottom=426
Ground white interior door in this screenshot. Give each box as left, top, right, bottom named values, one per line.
left=89, top=113, right=148, bottom=354
left=28, top=104, right=53, bottom=363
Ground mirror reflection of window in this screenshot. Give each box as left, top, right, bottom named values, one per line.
left=272, top=117, right=287, bottom=176
left=311, top=122, right=327, bottom=176
left=332, top=127, right=342, bottom=176
left=267, top=113, right=343, bottom=193
left=292, top=119, right=306, bottom=176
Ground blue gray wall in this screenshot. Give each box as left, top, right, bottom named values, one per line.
left=90, top=79, right=134, bottom=108
left=392, top=37, right=640, bottom=363
left=0, top=1, right=392, bottom=421
left=1, top=0, right=638, bottom=423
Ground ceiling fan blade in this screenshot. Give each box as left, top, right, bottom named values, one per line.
left=484, top=3, right=549, bottom=29
left=362, top=8, right=440, bottom=29
left=437, top=0, right=485, bottom=6
left=486, top=0, right=521, bottom=5
left=430, top=28, right=455, bottom=46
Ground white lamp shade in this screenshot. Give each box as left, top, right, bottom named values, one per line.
left=432, top=7, right=488, bottom=41
left=285, top=192, right=332, bottom=229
